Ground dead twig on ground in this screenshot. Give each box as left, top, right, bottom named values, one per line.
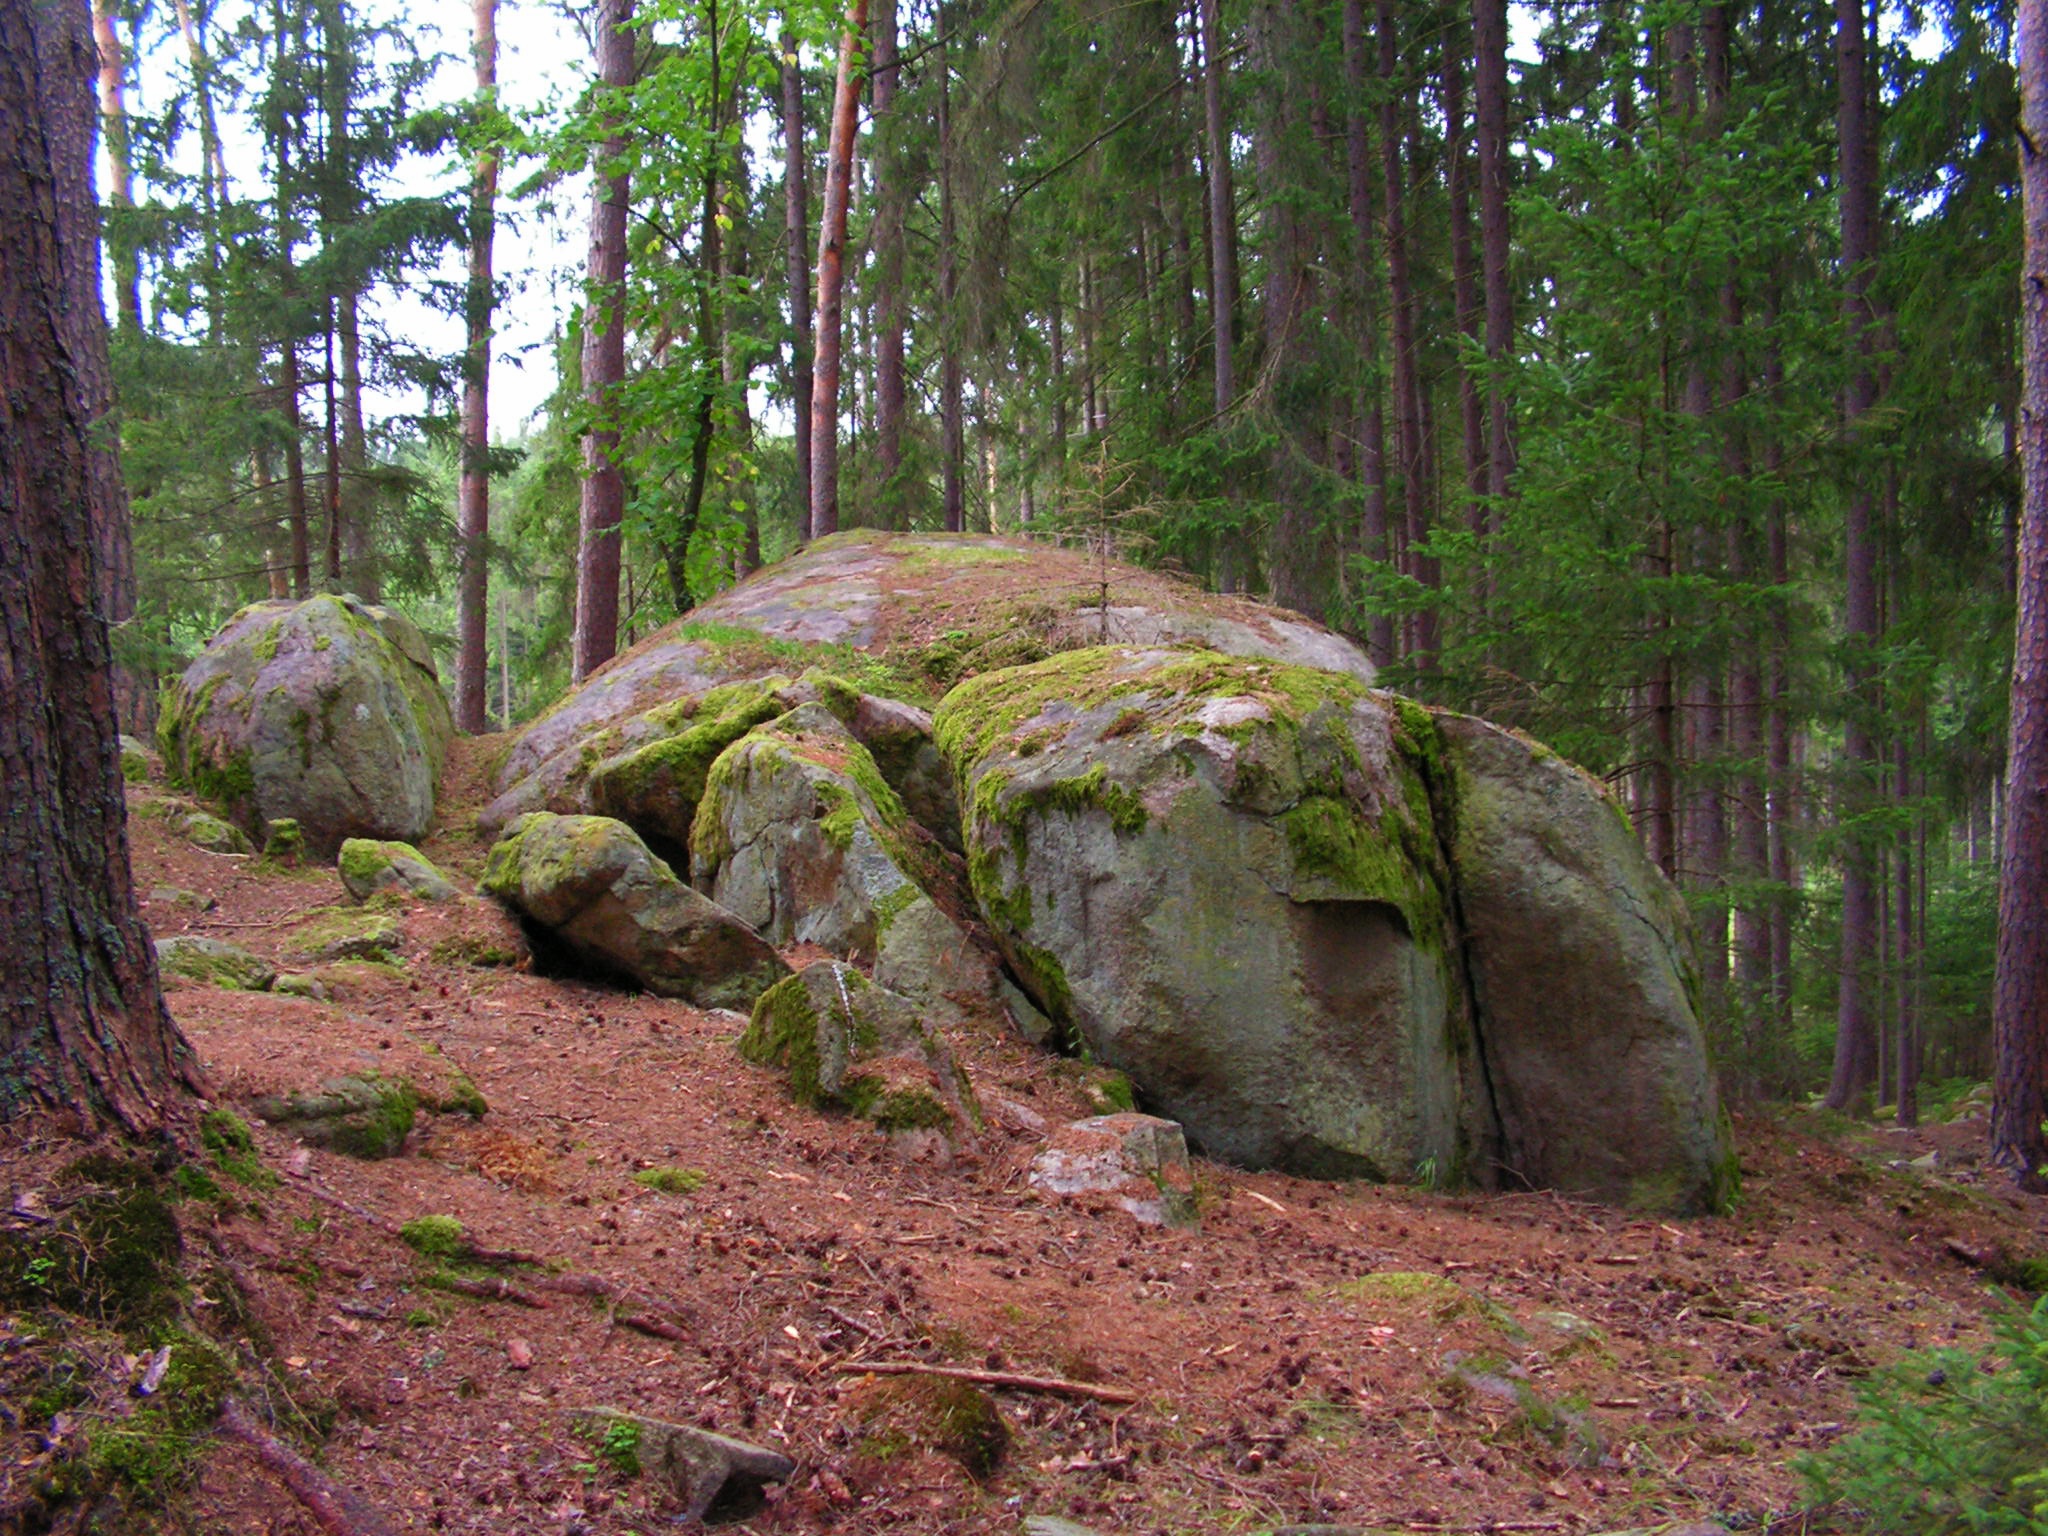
left=833, top=1360, right=1138, bottom=1404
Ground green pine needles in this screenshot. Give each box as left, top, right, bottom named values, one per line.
left=1800, top=1294, right=2048, bottom=1534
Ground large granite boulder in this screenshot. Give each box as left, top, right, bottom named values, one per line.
left=485, top=530, right=1376, bottom=830
left=689, top=706, right=941, bottom=962
left=1440, top=716, right=1736, bottom=1212
left=937, top=646, right=1733, bottom=1213
left=938, top=646, right=1463, bottom=1181
left=481, top=812, right=787, bottom=1010
left=159, top=594, right=454, bottom=856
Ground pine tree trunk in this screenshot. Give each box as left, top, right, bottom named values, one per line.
left=573, top=0, right=634, bottom=680
left=781, top=25, right=813, bottom=533
left=1440, top=26, right=1486, bottom=547
left=809, top=0, right=868, bottom=540
left=338, top=288, right=376, bottom=599
left=1341, top=0, right=1393, bottom=667
left=939, top=13, right=964, bottom=532
left=322, top=305, right=342, bottom=587
left=670, top=0, right=725, bottom=611
left=1827, top=0, right=1882, bottom=1112
left=1382, top=41, right=1433, bottom=668
left=870, top=0, right=904, bottom=524
left=1, top=0, right=198, bottom=1132
left=1472, top=0, right=1513, bottom=500
left=170, top=0, right=228, bottom=337
left=88, top=0, right=140, bottom=330
left=1198, top=0, right=1235, bottom=413
left=454, top=0, right=496, bottom=734
left=1992, top=0, right=2048, bottom=1188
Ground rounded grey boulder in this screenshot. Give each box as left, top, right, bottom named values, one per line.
left=159, top=593, right=454, bottom=857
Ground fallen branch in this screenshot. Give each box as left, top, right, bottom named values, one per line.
left=219, top=1396, right=398, bottom=1536
left=425, top=1272, right=548, bottom=1308
left=834, top=1360, right=1138, bottom=1404
left=617, top=1312, right=692, bottom=1343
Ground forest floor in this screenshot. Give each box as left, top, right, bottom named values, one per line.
left=6, top=737, right=2047, bottom=1536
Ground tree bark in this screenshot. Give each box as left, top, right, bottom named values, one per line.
left=870, top=0, right=905, bottom=524
left=1993, top=0, right=2048, bottom=1188
left=1826, top=0, right=1882, bottom=1111
left=1440, top=24, right=1486, bottom=547
left=1198, top=0, right=1235, bottom=413
left=573, top=0, right=634, bottom=681
left=1342, top=0, right=1393, bottom=666
left=668, top=0, right=725, bottom=610
left=88, top=0, right=140, bottom=331
left=939, top=11, right=964, bottom=532
left=1472, top=0, right=1513, bottom=500
left=1, top=0, right=197, bottom=1133
left=808, top=0, right=868, bottom=541
left=781, top=25, right=813, bottom=534
left=455, top=0, right=497, bottom=733
left=1381, top=14, right=1431, bottom=668
left=338, top=288, right=375, bottom=599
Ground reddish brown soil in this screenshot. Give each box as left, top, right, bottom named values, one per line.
left=7, top=738, right=2047, bottom=1536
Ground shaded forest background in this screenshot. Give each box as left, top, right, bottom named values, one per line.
left=94, top=0, right=2019, bottom=1115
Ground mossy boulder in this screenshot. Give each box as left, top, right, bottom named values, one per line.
left=157, top=593, right=454, bottom=856
left=118, top=734, right=154, bottom=783
left=872, top=895, right=1005, bottom=1028
left=481, top=812, right=788, bottom=1010
left=260, top=817, right=306, bottom=865
left=1438, top=714, right=1734, bottom=1214
left=249, top=1074, right=417, bottom=1158
left=844, top=1374, right=1009, bottom=1480
left=738, top=961, right=977, bottom=1145
left=180, top=809, right=255, bottom=855
left=936, top=647, right=1731, bottom=1214
left=155, top=935, right=276, bottom=992
left=690, top=706, right=940, bottom=962
left=937, top=646, right=1463, bottom=1181
left=285, top=906, right=403, bottom=963
left=565, top=1408, right=795, bottom=1522
left=338, top=838, right=459, bottom=903
left=486, top=530, right=1374, bottom=830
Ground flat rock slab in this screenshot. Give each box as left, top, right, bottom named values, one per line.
left=1028, top=1113, right=1198, bottom=1228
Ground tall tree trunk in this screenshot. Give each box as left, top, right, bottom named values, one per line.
left=669, top=0, right=725, bottom=610
left=338, top=287, right=375, bottom=598
left=870, top=0, right=905, bottom=524
left=1198, top=0, right=1235, bottom=412
left=1, top=0, right=198, bottom=1132
left=281, top=342, right=311, bottom=598
left=573, top=0, right=634, bottom=680
left=1826, top=0, right=1882, bottom=1111
left=1342, top=0, right=1393, bottom=667
left=781, top=24, right=813, bottom=533
left=322, top=304, right=342, bottom=586
left=170, top=0, right=228, bottom=337
left=1472, top=0, right=1513, bottom=500
left=808, top=0, right=869, bottom=540
left=1381, top=19, right=1431, bottom=668
left=939, top=9, right=964, bottom=531
left=1440, top=24, right=1486, bottom=545
left=88, top=0, right=140, bottom=331
left=455, top=0, right=497, bottom=733
left=1993, top=0, right=2048, bottom=1188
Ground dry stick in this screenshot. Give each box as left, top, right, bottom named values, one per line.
left=833, top=1360, right=1138, bottom=1404
left=426, top=1272, right=547, bottom=1308
left=219, top=1396, right=399, bottom=1536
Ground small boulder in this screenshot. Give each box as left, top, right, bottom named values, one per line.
left=691, top=707, right=939, bottom=961
left=567, top=1407, right=794, bottom=1523
left=181, top=809, right=255, bottom=855
left=272, top=972, right=329, bottom=1001
left=118, top=734, right=154, bottom=783
left=339, top=838, right=459, bottom=903
left=158, top=593, right=454, bottom=856
left=251, top=1074, right=416, bottom=1158
left=148, top=885, right=217, bottom=912
left=481, top=812, right=787, bottom=1010
left=156, top=935, right=276, bottom=992
left=260, top=817, right=306, bottom=865
left=873, top=896, right=1003, bottom=1028
left=738, top=961, right=976, bottom=1147
left=286, top=907, right=403, bottom=963
left=1028, top=1113, right=1199, bottom=1229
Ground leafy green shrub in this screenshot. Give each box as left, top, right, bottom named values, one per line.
left=1800, top=1294, right=2048, bottom=1533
